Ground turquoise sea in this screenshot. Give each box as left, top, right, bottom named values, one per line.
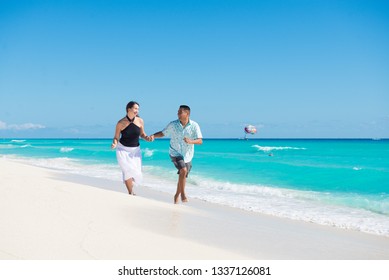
left=1, top=138, right=389, bottom=236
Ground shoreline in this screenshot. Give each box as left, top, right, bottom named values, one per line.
left=3, top=137, right=388, bottom=140
left=1, top=157, right=389, bottom=259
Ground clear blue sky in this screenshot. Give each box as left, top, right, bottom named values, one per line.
left=1, top=0, right=388, bottom=138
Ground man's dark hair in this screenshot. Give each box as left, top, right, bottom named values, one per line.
left=179, top=105, right=190, bottom=112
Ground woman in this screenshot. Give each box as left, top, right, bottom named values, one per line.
left=111, top=101, right=151, bottom=195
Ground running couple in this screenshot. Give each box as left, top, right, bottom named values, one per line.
left=112, top=102, right=203, bottom=204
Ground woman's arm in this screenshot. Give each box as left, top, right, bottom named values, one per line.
left=139, top=118, right=150, bottom=141
left=111, top=122, right=122, bottom=149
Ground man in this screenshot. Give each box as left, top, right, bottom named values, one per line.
left=151, top=105, right=203, bottom=204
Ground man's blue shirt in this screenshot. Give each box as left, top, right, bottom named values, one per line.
left=162, top=119, right=203, bottom=163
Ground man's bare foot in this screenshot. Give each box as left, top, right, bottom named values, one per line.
left=174, top=194, right=179, bottom=204
left=181, top=196, right=188, bottom=203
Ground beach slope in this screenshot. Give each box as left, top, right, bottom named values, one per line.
left=1, top=158, right=388, bottom=259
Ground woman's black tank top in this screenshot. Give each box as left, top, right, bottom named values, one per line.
left=119, top=117, right=140, bottom=147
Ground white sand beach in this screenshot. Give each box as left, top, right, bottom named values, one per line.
left=1, top=157, right=389, bottom=260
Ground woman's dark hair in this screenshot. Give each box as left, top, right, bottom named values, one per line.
left=126, top=101, right=139, bottom=112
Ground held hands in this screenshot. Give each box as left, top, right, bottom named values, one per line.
left=145, top=135, right=154, bottom=142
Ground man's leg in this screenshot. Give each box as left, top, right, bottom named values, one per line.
left=175, top=167, right=187, bottom=203
left=179, top=167, right=188, bottom=202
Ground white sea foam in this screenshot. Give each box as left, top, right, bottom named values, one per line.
left=11, top=139, right=26, bottom=143
left=11, top=156, right=79, bottom=171
left=252, top=145, right=306, bottom=153
left=143, top=148, right=155, bottom=157
left=9, top=156, right=121, bottom=182
left=20, top=144, right=32, bottom=148
left=0, top=144, right=14, bottom=149
left=60, top=147, right=74, bottom=153
left=142, top=170, right=389, bottom=237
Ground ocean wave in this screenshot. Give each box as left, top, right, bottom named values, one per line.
left=8, top=156, right=121, bottom=181
left=143, top=172, right=389, bottom=237
left=11, top=156, right=77, bottom=171
left=20, top=144, right=32, bottom=148
left=60, top=147, right=74, bottom=153
left=143, top=148, right=155, bottom=157
left=0, top=144, right=15, bottom=149
left=10, top=139, right=26, bottom=143
left=252, top=145, right=306, bottom=152
left=187, top=178, right=389, bottom=236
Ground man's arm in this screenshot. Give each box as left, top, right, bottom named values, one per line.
left=184, top=137, right=202, bottom=145
left=150, top=131, right=164, bottom=141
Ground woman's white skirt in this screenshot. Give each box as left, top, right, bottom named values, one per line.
left=116, top=142, right=143, bottom=184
